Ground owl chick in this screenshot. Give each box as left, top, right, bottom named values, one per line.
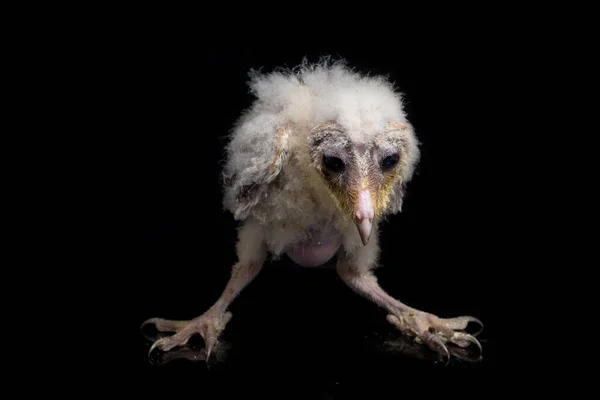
left=143, top=58, right=482, bottom=362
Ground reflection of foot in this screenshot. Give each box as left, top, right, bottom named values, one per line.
left=141, top=312, right=232, bottom=361
left=380, top=332, right=485, bottom=364
left=387, top=311, right=483, bottom=363
left=146, top=341, right=231, bottom=366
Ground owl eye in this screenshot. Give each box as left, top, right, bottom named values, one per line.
left=381, top=153, right=399, bottom=170
left=323, top=155, right=345, bottom=173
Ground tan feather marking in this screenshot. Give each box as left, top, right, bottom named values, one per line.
left=386, top=121, right=408, bottom=131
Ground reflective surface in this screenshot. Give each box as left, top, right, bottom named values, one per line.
left=137, top=326, right=494, bottom=399
left=142, top=327, right=487, bottom=368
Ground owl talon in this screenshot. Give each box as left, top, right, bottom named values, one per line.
left=143, top=312, right=231, bottom=363
left=388, top=311, right=484, bottom=364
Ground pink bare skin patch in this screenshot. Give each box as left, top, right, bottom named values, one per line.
left=284, top=226, right=343, bottom=267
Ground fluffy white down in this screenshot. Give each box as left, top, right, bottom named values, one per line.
left=222, top=58, right=418, bottom=262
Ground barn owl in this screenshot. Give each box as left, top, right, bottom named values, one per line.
left=142, top=58, right=483, bottom=363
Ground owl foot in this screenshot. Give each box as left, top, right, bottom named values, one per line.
left=141, top=311, right=232, bottom=362
left=386, top=312, right=483, bottom=365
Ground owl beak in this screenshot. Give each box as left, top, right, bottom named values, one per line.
left=355, top=189, right=374, bottom=245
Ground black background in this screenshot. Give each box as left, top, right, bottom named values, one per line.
left=104, top=28, right=513, bottom=398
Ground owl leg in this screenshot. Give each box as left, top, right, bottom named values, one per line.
left=141, top=220, right=266, bottom=362
left=336, top=246, right=483, bottom=364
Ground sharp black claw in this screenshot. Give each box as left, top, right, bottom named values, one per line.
left=141, top=318, right=157, bottom=330
left=140, top=318, right=167, bottom=341
left=465, top=335, right=483, bottom=358
left=468, top=317, right=484, bottom=337
left=148, top=339, right=164, bottom=357
left=205, top=336, right=217, bottom=363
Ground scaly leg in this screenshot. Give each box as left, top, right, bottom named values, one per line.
left=142, top=220, right=266, bottom=360
left=336, top=243, right=483, bottom=363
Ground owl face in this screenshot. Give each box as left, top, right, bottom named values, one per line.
left=308, top=121, right=412, bottom=245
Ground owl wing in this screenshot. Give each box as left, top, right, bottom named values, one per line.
left=222, top=119, right=290, bottom=221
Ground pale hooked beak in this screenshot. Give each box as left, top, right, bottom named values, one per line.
left=355, top=189, right=374, bottom=245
